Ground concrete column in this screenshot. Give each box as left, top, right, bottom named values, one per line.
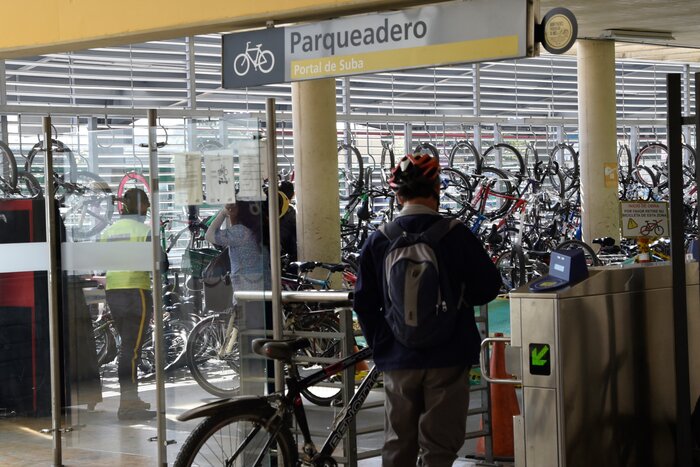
left=577, top=39, right=619, bottom=243
left=292, top=78, right=340, bottom=264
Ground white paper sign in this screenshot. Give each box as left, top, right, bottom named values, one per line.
left=619, top=201, right=669, bottom=239
left=204, top=153, right=236, bottom=205
left=237, top=139, right=267, bottom=201
left=174, top=152, right=204, bottom=205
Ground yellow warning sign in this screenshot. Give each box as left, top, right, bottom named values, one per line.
left=627, top=218, right=638, bottom=230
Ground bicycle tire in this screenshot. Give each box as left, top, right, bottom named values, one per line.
left=448, top=140, right=482, bottom=177
left=635, top=141, right=668, bottom=169
left=93, top=323, right=119, bottom=366
left=555, top=239, right=602, bottom=266
left=548, top=143, right=579, bottom=193
left=173, top=407, right=296, bottom=467
left=15, top=170, right=43, bottom=198
left=25, top=139, right=77, bottom=179
left=439, top=167, right=472, bottom=218
left=138, top=326, right=189, bottom=380
left=338, top=143, right=364, bottom=201
left=294, top=316, right=344, bottom=406
left=482, top=143, right=526, bottom=181
left=62, top=171, right=114, bottom=240
left=379, top=143, right=395, bottom=191
left=116, top=171, right=150, bottom=214
left=186, top=314, right=241, bottom=398
left=617, top=144, right=632, bottom=183
left=0, top=141, right=18, bottom=191
left=495, top=246, right=526, bottom=292
left=631, top=164, right=658, bottom=189
left=471, top=166, right=514, bottom=219
left=414, top=141, right=441, bottom=162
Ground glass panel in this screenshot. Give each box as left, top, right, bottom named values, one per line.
left=0, top=188, right=53, bottom=461
left=58, top=123, right=159, bottom=463
left=161, top=117, right=270, bottom=461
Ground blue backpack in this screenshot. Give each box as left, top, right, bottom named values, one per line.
left=379, top=217, right=464, bottom=349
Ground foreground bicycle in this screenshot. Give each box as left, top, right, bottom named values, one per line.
left=175, top=337, right=377, bottom=467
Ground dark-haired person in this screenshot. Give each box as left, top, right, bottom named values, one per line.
left=353, top=153, right=501, bottom=466
left=100, top=188, right=156, bottom=421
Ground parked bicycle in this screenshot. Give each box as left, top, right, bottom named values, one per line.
left=174, top=337, right=377, bottom=467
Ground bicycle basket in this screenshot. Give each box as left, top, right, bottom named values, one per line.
left=181, top=248, right=219, bottom=278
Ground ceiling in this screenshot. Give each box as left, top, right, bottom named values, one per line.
left=540, top=0, right=700, bottom=49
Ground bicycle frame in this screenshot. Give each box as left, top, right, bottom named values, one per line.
left=285, top=345, right=377, bottom=460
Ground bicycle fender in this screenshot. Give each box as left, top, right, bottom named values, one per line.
left=176, top=396, right=273, bottom=422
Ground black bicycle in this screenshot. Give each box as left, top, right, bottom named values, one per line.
left=174, top=337, right=377, bottom=467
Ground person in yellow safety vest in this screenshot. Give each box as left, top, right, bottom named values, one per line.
left=100, top=188, right=156, bottom=421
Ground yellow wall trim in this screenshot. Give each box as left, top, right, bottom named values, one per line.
left=1, top=0, right=442, bottom=58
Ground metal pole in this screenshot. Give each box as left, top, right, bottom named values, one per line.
left=666, top=74, right=692, bottom=467
left=265, top=98, right=285, bottom=391
left=43, top=116, right=63, bottom=467
left=148, top=109, right=167, bottom=467
left=695, top=73, right=700, bottom=250
left=0, top=60, right=8, bottom=142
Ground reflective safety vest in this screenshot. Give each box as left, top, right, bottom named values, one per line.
left=100, top=217, right=151, bottom=290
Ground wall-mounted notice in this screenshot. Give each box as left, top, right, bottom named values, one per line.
left=619, top=201, right=669, bottom=239
left=174, top=152, right=203, bottom=205
left=237, top=139, right=267, bottom=201
left=204, top=153, right=236, bottom=205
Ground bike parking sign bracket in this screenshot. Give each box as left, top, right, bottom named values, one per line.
left=619, top=201, right=670, bottom=239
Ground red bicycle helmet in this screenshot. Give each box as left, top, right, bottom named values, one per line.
left=388, top=153, right=440, bottom=192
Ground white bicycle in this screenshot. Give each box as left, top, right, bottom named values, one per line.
left=233, top=42, right=275, bottom=76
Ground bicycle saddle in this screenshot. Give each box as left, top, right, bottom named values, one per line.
left=592, top=237, right=616, bottom=247
left=252, top=337, right=311, bottom=361
left=319, top=262, right=347, bottom=273
left=292, top=261, right=318, bottom=273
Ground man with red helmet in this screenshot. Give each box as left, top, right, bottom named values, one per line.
left=354, top=152, right=501, bottom=466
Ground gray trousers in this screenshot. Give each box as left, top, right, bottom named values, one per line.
left=383, top=366, right=470, bottom=467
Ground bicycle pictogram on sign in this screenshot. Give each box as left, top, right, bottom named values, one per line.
left=233, top=42, right=275, bottom=76
left=639, top=219, right=665, bottom=237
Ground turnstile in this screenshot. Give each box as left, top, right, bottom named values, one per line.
left=504, top=262, right=700, bottom=467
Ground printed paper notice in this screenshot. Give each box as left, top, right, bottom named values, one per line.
left=204, top=154, right=236, bottom=205
left=619, top=201, right=669, bottom=238
left=237, top=139, right=268, bottom=201
left=174, top=152, right=203, bottom=205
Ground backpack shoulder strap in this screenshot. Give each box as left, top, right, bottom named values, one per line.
left=421, top=217, right=460, bottom=244
left=378, top=220, right=405, bottom=242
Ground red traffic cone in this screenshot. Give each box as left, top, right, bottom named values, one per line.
left=477, top=332, right=520, bottom=458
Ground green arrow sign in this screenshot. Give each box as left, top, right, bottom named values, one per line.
left=531, top=345, right=549, bottom=366
left=529, top=343, right=551, bottom=376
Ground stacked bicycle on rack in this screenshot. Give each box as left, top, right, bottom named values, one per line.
left=335, top=134, right=697, bottom=292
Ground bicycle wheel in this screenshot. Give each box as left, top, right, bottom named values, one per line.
left=338, top=144, right=364, bottom=201
left=187, top=314, right=241, bottom=398
left=93, top=323, right=119, bottom=366
left=117, top=171, right=150, bottom=214
left=15, top=170, right=43, bottom=198
left=0, top=141, right=18, bottom=192
left=379, top=142, right=395, bottom=191
left=495, top=245, right=526, bottom=292
left=173, top=408, right=296, bottom=467
left=448, top=140, right=481, bottom=177
left=138, top=326, right=189, bottom=380
left=548, top=143, right=579, bottom=193
left=292, top=315, right=344, bottom=406
left=555, top=239, right=602, bottom=267
left=26, top=139, right=77, bottom=181
left=471, top=166, right=514, bottom=219
left=617, top=144, right=632, bottom=183
left=61, top=171, right=114, bottom=240
left=439, top=167, right=472, bottom=218
left=482, top=143, right=526, bottom=181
